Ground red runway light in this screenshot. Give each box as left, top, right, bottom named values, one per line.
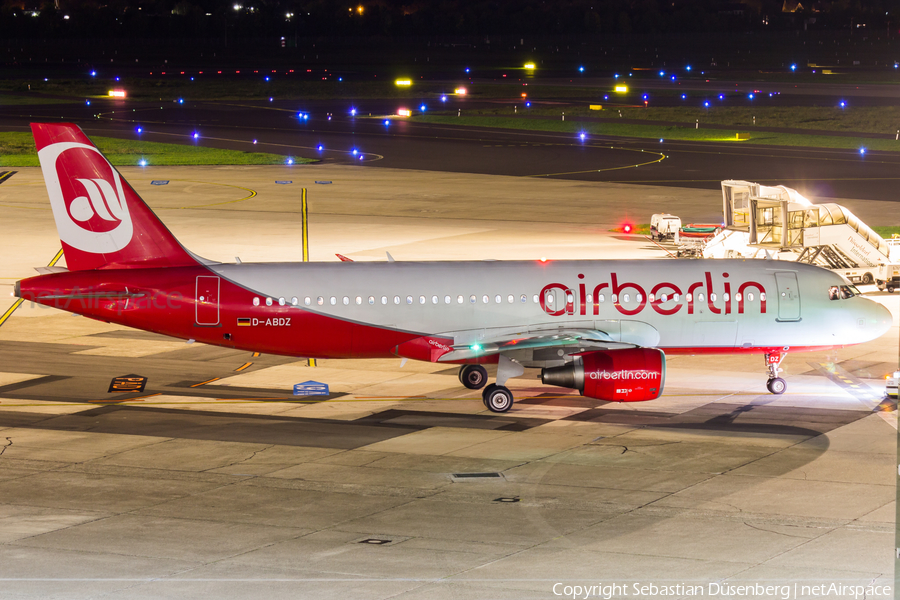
left=623, top=224, right=633, bottom=233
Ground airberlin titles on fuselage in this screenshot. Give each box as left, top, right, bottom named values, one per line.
left=539, top=272, right=767, bottom=317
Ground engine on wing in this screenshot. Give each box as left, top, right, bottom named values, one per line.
left=540, top=348, right=665, bottom=402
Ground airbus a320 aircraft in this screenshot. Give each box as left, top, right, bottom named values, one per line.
left=14, top=124, right=893, bottom=412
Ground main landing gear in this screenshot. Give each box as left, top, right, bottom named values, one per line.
left=482, top=384, right=514, bottom=412
left=459, top=364, right=488, bottom=390
left=765, top=351, right=787, bottom=395
left=459, top=357, right=523, bottom=414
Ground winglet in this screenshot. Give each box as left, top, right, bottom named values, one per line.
left=386, top=252, right=395, bottom=263
left=336, top=254, right=354, bottom=262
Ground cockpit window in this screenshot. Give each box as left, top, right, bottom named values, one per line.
left=828, top=286, right=839, bottom=301
left=840, top=285, right=859, bottom=299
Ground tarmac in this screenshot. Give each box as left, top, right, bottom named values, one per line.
left=0, top=165, right=897, bottom=599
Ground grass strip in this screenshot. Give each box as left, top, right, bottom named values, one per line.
left=0, top=132, right=305, bottom=167
left=474, top=105, right=900, bottom=136
left=414, top=114, right=900, bottom=152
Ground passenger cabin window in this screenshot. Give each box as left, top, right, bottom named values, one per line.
left=266, top=297, right=273, bottom=306
left=394, top=296, right=400, bottom=305
left=317, top=296, right=324, bottom=306
left=406, top=296, right=413, bottom=305
left=253, top=297, right=260, bottom=306
left=508, top=295, right=514, bottom=304
left=470, top=295, right=477, bottom=304
left=532, top=294, right=539, bottom=303
left=432, top=295, right=439, bottom=304
left=698, top=293, right=705, bottom=302
left=495, top=295, right=502, bottom=304
left=419, top=295, right=426, bottom=304
left=342, top=296, right=349, bottom=305
left=291, top=297, right=298, bottom=306
left=368, top=296, right=375, bottom=305
left=355, top=296, right=362, bottom=305
left=278, top=297, right=285, bottom=306
left=304, top=297, right=311, bottom=306
left=444, top=295, right=451, bottom=304
left=330, top=297, right=336, bottom=305
left=710, top=293, right=717, bottom=302
left=381, top=296, right=387, bottom=305
left=457, top=295, right=464, bottom=304
left=482, top=295, right=489, bottom=304
left=598, top=294, right=605, bottom=303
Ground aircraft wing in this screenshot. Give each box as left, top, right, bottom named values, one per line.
left=436, top=327, right=616, bottom=362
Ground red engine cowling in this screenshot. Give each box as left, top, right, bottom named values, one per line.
left=540, top=348, right=665, bottom=402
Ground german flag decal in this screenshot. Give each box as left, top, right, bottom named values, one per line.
left=237, top=318, right=252, bottom=327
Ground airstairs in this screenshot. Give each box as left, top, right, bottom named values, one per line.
left=703, top=180, right=899, bottom=288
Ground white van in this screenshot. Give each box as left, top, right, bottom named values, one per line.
left=650, top=214, right=682, bottom=241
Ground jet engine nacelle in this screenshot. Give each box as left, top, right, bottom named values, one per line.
left=540, top=348, right=666, bottom=402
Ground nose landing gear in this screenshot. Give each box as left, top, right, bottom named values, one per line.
left=765, top=351, right=787, bottom=395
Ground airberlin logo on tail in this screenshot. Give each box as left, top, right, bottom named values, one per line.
left=38, top=142, right=133, bottom=253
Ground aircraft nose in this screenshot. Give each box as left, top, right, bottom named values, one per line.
left=869, top=300, right=893, bottom=338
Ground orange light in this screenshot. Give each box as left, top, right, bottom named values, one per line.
left=397, top=108, right=411, bottom=117
left=521, top=93, right=527, bottom=98
left=455, top=87, right=467, bottom=95
left=108, top=90, right=126, bottom=98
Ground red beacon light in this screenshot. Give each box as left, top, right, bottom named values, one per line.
left=622, top=223, right=633, bottom=234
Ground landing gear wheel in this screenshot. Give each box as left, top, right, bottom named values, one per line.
left=766, top=377, right=787, bottom=395
left=482, top=384, right=514, bottom=413
left=459, top=365, right=488, bottom=390
left=862, top=272, right=874, bottom=285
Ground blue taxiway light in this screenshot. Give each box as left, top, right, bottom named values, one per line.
left=681, top=94, right=687, bottom=100
left=384, top=120, right=390, bottom=126
left=253, top=139, right=257, bottom=144
left=287, top=158, right=294, bottom=165
left=578, top=66, right=584, bottom=72
left=90, top=71, right=96, bottom=77
left=317, top=145, right=323, bottom=151
left=859, top=147, right=866, bottom=155
left=139, top=159, right=147, bottom=167
left=350, top=108, right=357, bottom=116
left=351, top=149, right=359, bottom=155
left=420, top=104, right=426, bottom=111
left=85, top=100, right=91, bottom=105
left=748, top=94, right=755, bottom=100
left=704, top=102, right=710, bottom=107
left=440, top=95, right=447, bottom=102
left=790, top=64, right=797, bottom=71
left=686, top=65, right=692, bottom=71
left=192, top=132, right=199, bottom=139
left=136, top=127, right=142, bottom=134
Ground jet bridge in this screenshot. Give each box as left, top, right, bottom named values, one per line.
left=711, top=180, right=899, bottom=286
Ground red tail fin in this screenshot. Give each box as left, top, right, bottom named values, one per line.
left=31, top=123, right=198, bottom=270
